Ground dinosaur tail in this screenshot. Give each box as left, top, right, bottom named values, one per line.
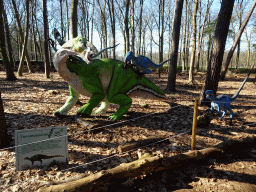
left=231, top=64, right=254, bottom=101
left=148, top=56, right=174, bottom=68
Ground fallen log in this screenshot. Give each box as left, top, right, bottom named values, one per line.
left=37, top=134, right=256, bottom=192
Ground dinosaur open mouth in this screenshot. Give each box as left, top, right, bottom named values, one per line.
left=88, top=54, right=94, bottom=61
left=125, top=61, right=131, bottom=65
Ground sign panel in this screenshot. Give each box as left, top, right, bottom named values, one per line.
left=15, top=126, right=68, bottom=171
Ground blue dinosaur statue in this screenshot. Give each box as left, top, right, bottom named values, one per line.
left=124, top=51, right=173, bottom=75
left=205, top=64, right=254, bottom=124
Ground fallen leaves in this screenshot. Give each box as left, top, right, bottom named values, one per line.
left=0, top=71, right=256, bottom=191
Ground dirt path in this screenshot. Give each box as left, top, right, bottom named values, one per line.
left=0, top=71, right=255, bottom=191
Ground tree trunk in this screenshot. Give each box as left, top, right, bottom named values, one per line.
left=107, top=0, right=116, bottom=59
left=37, top=135, right=256, bottom=192
left=200, top=0, right=235, bottom=104
left=219, top=0, right=256, bottom=80
left=17, top=0, right=30, bottom=76
left=130, top=0, right=135, bottom=53
left=11, top=0, right=32, bottom=73
left=43, top=0, right=50, bottom=78
left=60, top=0, right=64, bottom=41
left=70, top=0, right=78, bottom=39
left=31, top=1, right=38, bottom=62
left=182, top=0, right=187, bottom=72
left=195, top=0, right=213, bottom=73
left=158, top=0, right=165, bottom=78
left=188, top=0, right=199, bottom=83
left=245, top=30, right=251, bottom=68
left=66, top=0, right=70, bottom=40
left=0, top=91, right=7, bottom=148
left=2, top=3, right=15, bottom=68
left=0, top=0, right=16, bottom=81
left=166, top=0, right=184, bottom=91
left=138, top=0, right=143, bottom=55
left=124, top=0, right=130, bottom=53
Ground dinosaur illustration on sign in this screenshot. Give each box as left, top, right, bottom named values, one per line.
left=24, top=154, right=64, bottom=165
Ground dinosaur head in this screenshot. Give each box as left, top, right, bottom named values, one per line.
left=205, top=90, right=215, bottom=100
left=53, top=28, right=61, bottom=39
left=125, top=51, right=135, bottom=65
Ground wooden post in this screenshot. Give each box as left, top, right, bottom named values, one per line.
left=191, top=99, right=198, bottom=150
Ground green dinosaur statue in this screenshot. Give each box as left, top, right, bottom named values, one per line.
left=24, top=154, right=63, bottom=165
left=53, top=47, right=166, bottom=121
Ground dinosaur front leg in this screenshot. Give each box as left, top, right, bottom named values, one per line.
left=77, top=94, right=105, bottom=117
left=55, top=86, right=79, bottom=117
left=107, top=94, right=132, bottom=121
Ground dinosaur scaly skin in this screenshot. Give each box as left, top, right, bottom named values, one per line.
left=124, top=51, right=173, bottom=74
left=24, top=154, right=63, bottom=165
left=53, top=49, right=166, bottom=120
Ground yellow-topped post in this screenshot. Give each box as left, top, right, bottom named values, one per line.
left=191, top=99, right=199, bottom=150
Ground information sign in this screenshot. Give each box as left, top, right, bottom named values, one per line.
left=15, top=126, right=68, bottom=171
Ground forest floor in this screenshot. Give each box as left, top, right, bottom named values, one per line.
left=0, top=70, right=256, bottom=192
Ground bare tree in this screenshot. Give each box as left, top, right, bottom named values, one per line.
left=182, top=0, right=188, bottom=72
left=107, top=0, right=116, bottom=59
left=195, top=0, right=213, bottom=72
left=220, top=0, right=256, bottom=80
left=130, top=0, right=135, bottom=53
left=138, top=0, right=144, bottom=55
left=17, top=0, right=30, bottom=76
left=11, top=0, right=32, bottom=73
left=90, top=0, right=95, bottom=42
left=60, top=0, right=64, bottom=41
left=43, top=0, right=50, bottom=78
left=96, top=0, right=108, bottom=57
left=66, top=0, right=70, bottom=40
left=158, top=0, right=165, bottom=78
left=166, top=0, right=184, bottom=91
left=200, top=0, right=235, bottom=103
left=188, top=0, right=199, bottom=83
left=2, top=2, right=15, bottom=68
left=0, top=0, right=16, bottom=81
left=124, top=0, right=130, bottom=53
left=245, top=29, right=252, bottom=68
left=71, top=0, right=78, bottom=38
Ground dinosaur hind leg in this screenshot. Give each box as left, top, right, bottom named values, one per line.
left=229, top=109, right=234, bottom=125
left=77, top=94, right=105, bottom=117
left=220, top=110, right=226, bottom=120
left=107, top=94, right=132, bottom=121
